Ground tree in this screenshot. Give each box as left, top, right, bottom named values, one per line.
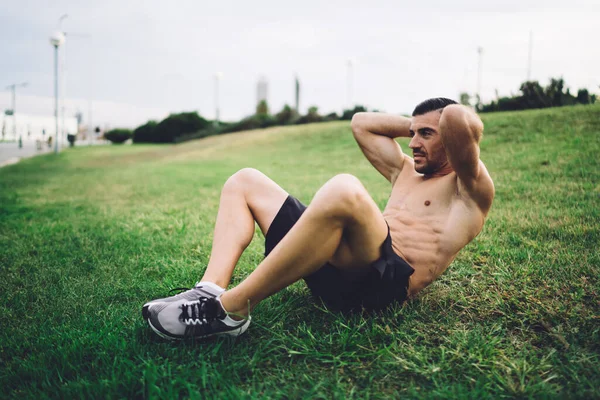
left=576, top=89, right=591, bottom=105
left=256, top=100, right=269, bottom=116
left=545, top=77, right=566, bottom=107
left=153, top=112, right=210, bottom=143
left=132, top=120, right=158, bottom=143
left=104, top=129, right=132, bottom=144
left=275, top=104, right=298, bottom=125
left=519, top=80, right=549, bottom=109
left=340, top=105, right=367, bottom=120
left=297, top=106, right=323, bottom=124
left=459, top=92, right=471, bottom=107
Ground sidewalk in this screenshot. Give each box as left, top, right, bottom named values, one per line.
left=0, top=140, right=108, bottom=168
left=0, top=141, right=54, bottom=168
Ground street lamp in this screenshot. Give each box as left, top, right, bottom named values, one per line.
left=5, top=82, right=28, bottom=142
left=476, top=46, right=483, bottom=109
left=58, top=14, right=68, bottom=150
left=50, top=31, right=65, bottom=154
left=346, top=59, right=354, bottom=110
left=214, top=72, right=222, bottom=126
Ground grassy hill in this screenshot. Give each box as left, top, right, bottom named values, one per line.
left=1, top=104, right=598, bottom=398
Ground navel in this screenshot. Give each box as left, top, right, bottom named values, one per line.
left=424, top=200, right=431, bottom=206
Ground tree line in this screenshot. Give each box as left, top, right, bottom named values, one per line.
left=460, top=77, right=596, bottom=113
left=104, top=77, right=597, bottom=144
left=104, top=103, right=368, bottom=144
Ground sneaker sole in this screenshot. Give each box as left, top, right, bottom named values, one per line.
left=142, top=305, right=150, bottom=320
left=147, top=317, right=251, bottom=341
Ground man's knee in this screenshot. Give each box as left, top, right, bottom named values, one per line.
left=319, top=174, right=370, bottom=215
left=223, top=168, right=265, bottom=193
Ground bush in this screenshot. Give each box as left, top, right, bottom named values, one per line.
left=132, top=121, right=158, bottom=143
left=296, top=106, right=323, bottom=124
left=479, top=77, right=597, bottom=112
left=104, top=129, right=132, bottom=144
left=133, top=112, right=210, bottom=143
left=275, top=104, right=299, bottom=125
left=174, top=126, right=221, bottom=143
left=223, top=114, right=277, bottom=133
left=324, top=112, right=339, bottom=121
left=340, top=105, right=367, bottom=120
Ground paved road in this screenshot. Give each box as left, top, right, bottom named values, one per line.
left=0, top=141, right=53, bottom=167
left=0, top=140, right=108, bottom=168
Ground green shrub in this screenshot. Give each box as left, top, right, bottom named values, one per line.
left=133, top=112, right=211, bottom=143
left=296, top=106, right=323, bottom=124
left=154, top=112, right=210, bottom=143
left=104, top=129, right=132, bottom=144
left=275, top=104, right=299, bottom=125
left=340, top=105, right=367, bottom=120
left=132, top=121, right=158, bottom=143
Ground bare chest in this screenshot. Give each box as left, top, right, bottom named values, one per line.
left=383, top=176, right=456, bottom=220
left=382, top=175, right=482, bottom=265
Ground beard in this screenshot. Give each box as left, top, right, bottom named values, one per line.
left=413, top=155, right=440, bottom=175
left=414, top=162, right=435, bottom=175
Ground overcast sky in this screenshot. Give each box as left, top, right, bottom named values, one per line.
left=1, top=0, right=599, bottom=128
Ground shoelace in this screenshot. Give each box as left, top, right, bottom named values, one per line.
left=180, top=297, right=218, bottom=326
left=168, top=287, right=191, bottom=295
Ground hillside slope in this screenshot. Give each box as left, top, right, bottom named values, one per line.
left=0, top=104, right=598, bottom=398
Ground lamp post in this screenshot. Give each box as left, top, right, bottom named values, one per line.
left=476, top=47, right=484, bottom=109
left=5, top=82, right=28, bottom=142
left=58, top=15, right=68, bottom=150
left=50, top=31, right=65, bottom=154
left=527, top=31, right=533, bottom=81
left=346, top=59, right=354, bottom=110
left=214, top=72, right=222, bottom=127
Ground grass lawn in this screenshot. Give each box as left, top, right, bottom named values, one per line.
left=1, top=104, right=599, bottom=399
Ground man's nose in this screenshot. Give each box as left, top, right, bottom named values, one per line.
left=408, top=135, right=420, bottom=149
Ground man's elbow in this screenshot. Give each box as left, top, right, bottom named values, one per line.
left=442, top=105, right=483, bottom=143
left=350, top=112, right=368, bottom=136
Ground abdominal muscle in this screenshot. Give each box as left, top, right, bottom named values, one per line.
left=382, top=202, right=479, bottom=296
left=384, top=209, right=451, bottom=273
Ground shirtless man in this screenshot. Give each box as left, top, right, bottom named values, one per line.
left=142, top=97, right=494, bottom=340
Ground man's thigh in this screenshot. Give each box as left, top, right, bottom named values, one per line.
left=328, top=189, right=389, bottom=271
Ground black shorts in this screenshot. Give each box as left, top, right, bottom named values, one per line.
left=265, top=195, right=415, bottom=312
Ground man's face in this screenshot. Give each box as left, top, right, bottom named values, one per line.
left=408, top=110, right=448, bottom=175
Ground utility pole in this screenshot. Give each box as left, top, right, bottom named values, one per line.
left=214, top=72, right=222, bottom=126
left=88, top=98, right=93, bottom=145
left=58, top=14, right=68, bottom=150
left=5, top=82, right=28, bottom=140
left=294, top=74, right=300, bottom=113
left=527, top=31, right=533, bottom=81
left=476, top=47, right=483, bottom=108
left=346, top=59, right=354, bottom=110
left=50, top=31, right=65, bottom=154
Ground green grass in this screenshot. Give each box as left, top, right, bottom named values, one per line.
left=1, top=104, right=599, bottom=399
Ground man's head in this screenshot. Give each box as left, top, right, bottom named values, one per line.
left=409, top=97, right=458, bottom=175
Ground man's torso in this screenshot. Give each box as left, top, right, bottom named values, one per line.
left=382, top=158, right=490, bottom=295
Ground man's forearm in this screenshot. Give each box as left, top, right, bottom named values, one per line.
left=351, top=112, right=411, bottom=139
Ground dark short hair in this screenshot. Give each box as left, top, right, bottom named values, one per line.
left=412, top=97, right=458, bottom=116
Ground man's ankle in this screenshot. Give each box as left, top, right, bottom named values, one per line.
left=219, top=292, right=248, bottom=321
left=196, top=281, right=226, bottom=291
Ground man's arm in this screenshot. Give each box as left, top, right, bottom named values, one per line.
left=439, top=105, right=494, bottom=212
left=351, top=112, right=412, bottom=184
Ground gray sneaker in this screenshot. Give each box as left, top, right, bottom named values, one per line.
left=146, top=295, right=251, bottom=340
left=142, top=282, right=225, bottom=321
